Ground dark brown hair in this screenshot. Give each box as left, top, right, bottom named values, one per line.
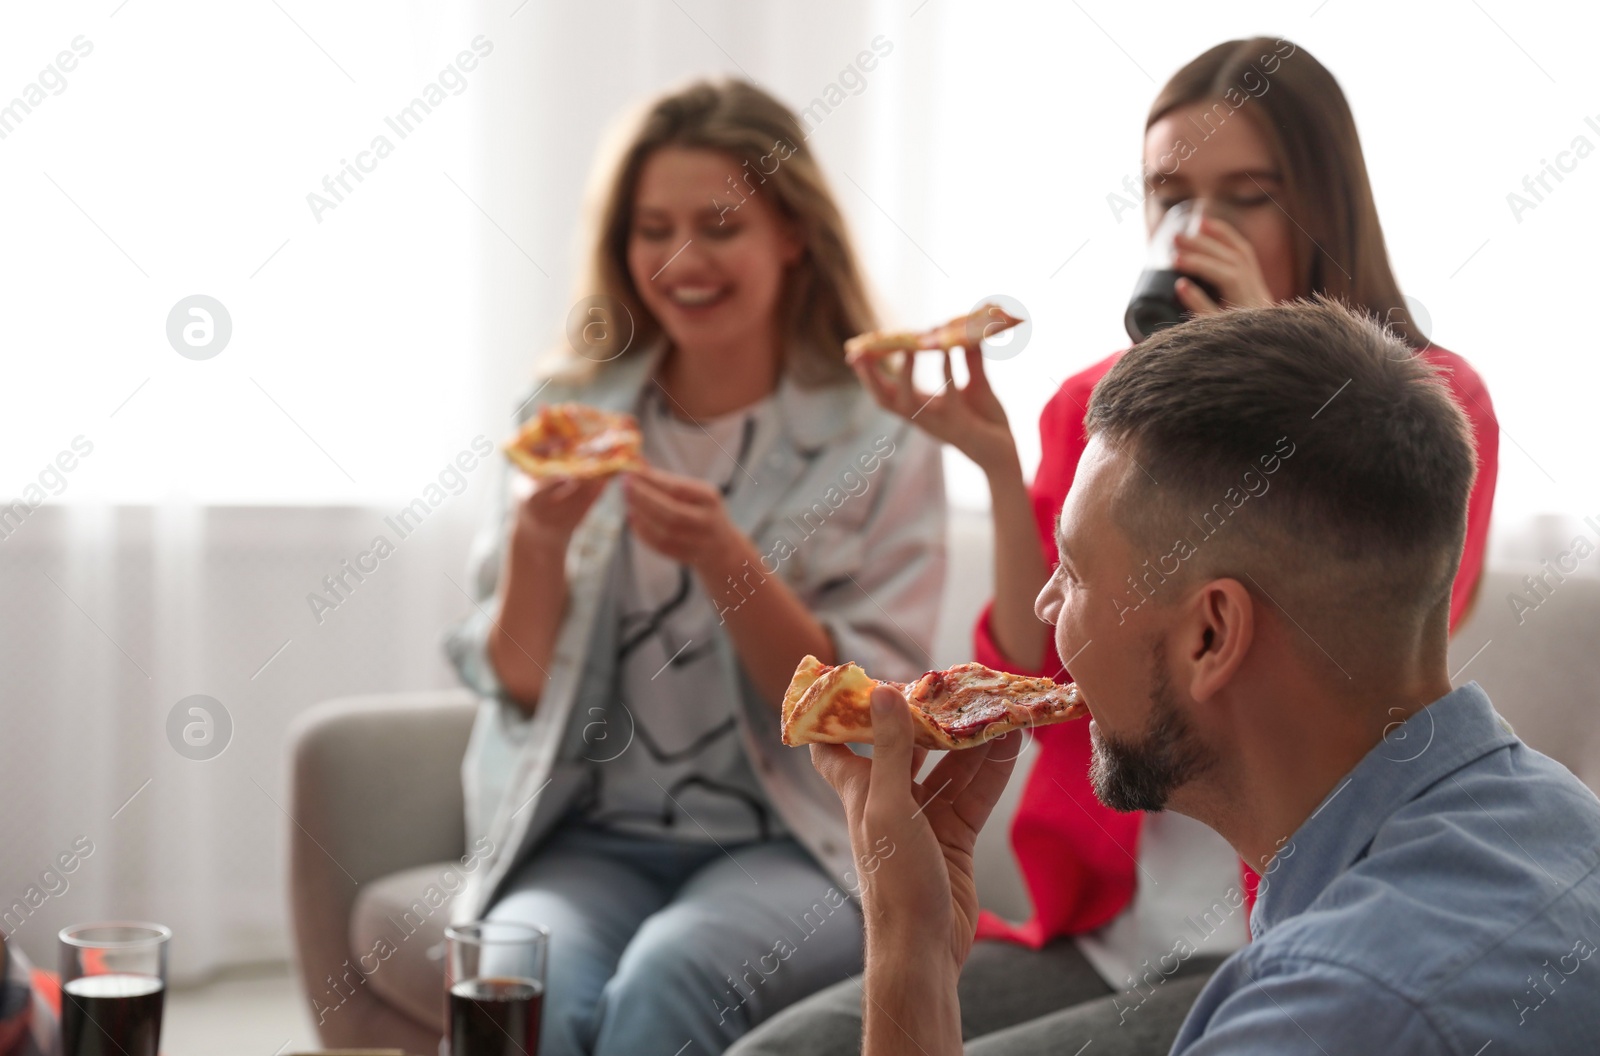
left=557, top=78, right=876, bottom=386
left=1087, top=299, right=1476, bottom=645
left=1148, top=39, right=1424, bottom=348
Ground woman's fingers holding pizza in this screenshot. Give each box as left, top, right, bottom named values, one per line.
left=894, top=351, right=922, bottom=417
left=625, top=476, right=689, bottom=540
left=631, top=465, right=721, bottom=505
left=627, top=469, right=714, bottom=523
left=899, top=349, right=1016, bottom=474
left=853, top=350, right=956, bottom=425
left=851, top=356, right=897, bottom=414
left=515, top=474, right=608, bottom=545
left=625, top=470, right=736, bottom=568
left=543, top=475, right=608, bottom=506
left=624, top=472, right=678, bottom=518
left=961, top=345, right=997, bottom=401
left=520, top=476, right=567, bottom=516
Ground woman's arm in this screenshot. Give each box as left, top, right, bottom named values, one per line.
left=488, top=476, right=608, bottom=713
left=701, top=530, right=837, bottom=705
left=624, top=467, right=834, bottom=708
left=854, top=347, right=1053, bottom=671
left=982, top=449, right=1052, bottom=671
left=971, top=364, right=1110, bottom=679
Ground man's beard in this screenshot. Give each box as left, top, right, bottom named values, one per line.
left=1088, top=640, right=1215, bottom=812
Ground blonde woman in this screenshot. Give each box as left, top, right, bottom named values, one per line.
left=444, top=79, right=945, bottom=1056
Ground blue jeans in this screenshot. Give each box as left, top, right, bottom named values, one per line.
left=484, top=824, right=863, bottom=1056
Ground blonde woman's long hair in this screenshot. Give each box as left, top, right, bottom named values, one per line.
left=550, top=78, right=877, bottom=387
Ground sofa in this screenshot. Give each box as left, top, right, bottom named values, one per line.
left=287, top=510, right=1600, bottom=1050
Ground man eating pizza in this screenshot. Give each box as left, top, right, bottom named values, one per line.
left=805, top=299, right=1600, bottom=1054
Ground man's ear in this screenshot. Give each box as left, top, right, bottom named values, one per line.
left=1182, top=577, right=1254, bottom=702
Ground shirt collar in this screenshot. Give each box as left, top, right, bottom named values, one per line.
left=773, top=372, right=864, bottom=452
left=596, top=339, right=863, bottom=453
left=1250, top=682, right=1519, bottom=938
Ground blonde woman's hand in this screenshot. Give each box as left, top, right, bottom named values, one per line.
left=853, top=345, right=1020, bottom=475
left=623, top=466, right=742, bottom=573
left=1172, top=215, right=1275, bottom=315
left=512, top=475, right=609, bottom=551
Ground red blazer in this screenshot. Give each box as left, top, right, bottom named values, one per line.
left=974, top=345, right=1500, bottom=947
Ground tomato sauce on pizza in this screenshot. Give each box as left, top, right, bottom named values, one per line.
left=782, top=656, right=1085, bottom=751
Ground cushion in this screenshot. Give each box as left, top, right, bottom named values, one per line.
left=347, top=862, right=456, bottom=1032
left=1448, top=568, right=1600, bottom=794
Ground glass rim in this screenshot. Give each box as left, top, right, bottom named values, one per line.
left=59, top=921, right=172, bottom=949
left=444, top=921, right=549, bottom=945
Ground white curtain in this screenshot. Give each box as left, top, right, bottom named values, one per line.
left=2, top=0, right=1595, bottom=981
left=0, top=504, right=479, bottom=979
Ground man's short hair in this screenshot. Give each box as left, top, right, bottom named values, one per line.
left=1085, top=298, right=1477, bottom=663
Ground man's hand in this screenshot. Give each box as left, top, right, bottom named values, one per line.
left=811, top=684, right=1021, bottom=1055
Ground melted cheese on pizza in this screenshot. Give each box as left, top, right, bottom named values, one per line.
left=908, top=663, right=1080, bottom=746
left=781, top=656, right=1084, bottom=750
left=503, top=403, right=644, bottom=478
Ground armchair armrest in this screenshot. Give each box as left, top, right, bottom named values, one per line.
left=286, top=690, right=476, bottom=1045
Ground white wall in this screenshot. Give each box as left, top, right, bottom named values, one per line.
left=4, top=0, right=1596, bottom=519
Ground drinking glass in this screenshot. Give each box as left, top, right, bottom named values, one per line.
left=1124, top=198, right=1224, bottom=342
left=59, top=922, right=170, bottom=1056
left=445, top=920, right=548, bottom=1056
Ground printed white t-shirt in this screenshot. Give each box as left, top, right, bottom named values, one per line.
left=577, top=388, right=788, bottom=843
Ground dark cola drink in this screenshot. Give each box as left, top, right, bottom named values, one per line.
left=61, top=973, right=165, bottom=1056
left=450, top=976, right=544, bottom=1056
left=1125, top=268, right=1223, bottom=343
left=1124, top=199, right=1223, bottom=344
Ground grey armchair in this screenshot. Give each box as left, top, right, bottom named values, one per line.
left=286, top=568, right=1600, bottom=1051
left=288, top=690, right=476, bottom=1053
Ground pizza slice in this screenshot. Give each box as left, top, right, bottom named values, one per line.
left=782, top=653, right=830, bottom=727
left=781, top=656, right=1086, bottom=750
left=503, top=403, right=646, bottom=479
left=844, top=303, right=1025, bottom=362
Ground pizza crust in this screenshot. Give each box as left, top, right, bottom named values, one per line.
left=782, top=654, right=829, bottom=726
left=845, top=303, right=1025, bottom=362
left=781, top=661, right=891, bottom=746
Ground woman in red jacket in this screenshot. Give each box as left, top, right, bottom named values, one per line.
left=737, top=36, right=1501, bottom=1055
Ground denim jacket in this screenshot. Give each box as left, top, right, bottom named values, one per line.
left=446, top=345, right=946, bottom=920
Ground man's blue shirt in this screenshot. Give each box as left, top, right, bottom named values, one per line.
left=1173, top=682, right=1600, bottom=1055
